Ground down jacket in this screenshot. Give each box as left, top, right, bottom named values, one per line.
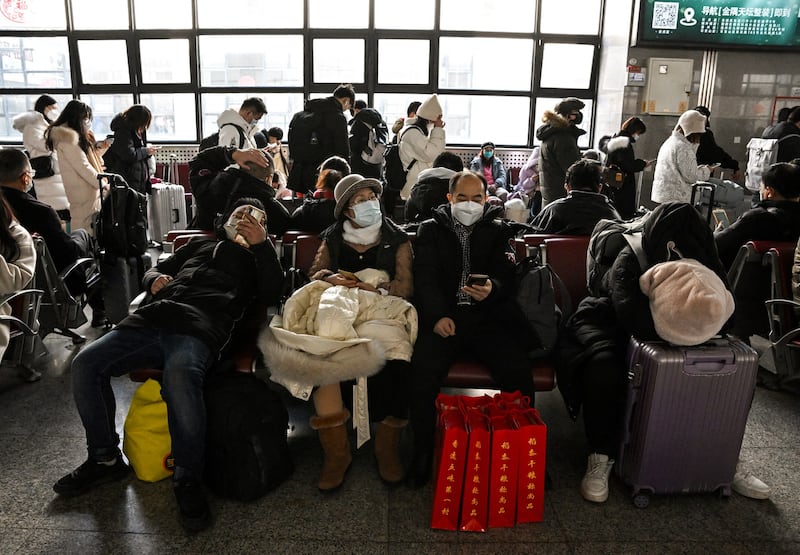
left=46, top=125, right=103, bottom=234
left=0, top=223, right=36, bottom=359
left=651, top=131, right=710, bottom=204
left=535, top=111, right=584, bottom=206
left=398, top=120, right=446, bottom=200
left=12, top=111, right=69, bottom=211
left=103, top=113, right=151, bottom=194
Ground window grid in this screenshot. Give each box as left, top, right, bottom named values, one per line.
left=0, top=0, right=603, bottom=146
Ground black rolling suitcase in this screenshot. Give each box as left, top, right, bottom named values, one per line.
left=101, top=253, right=152, bottom=324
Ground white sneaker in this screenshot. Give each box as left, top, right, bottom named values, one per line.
left=732, top=465, right=770, bottom=500
left=580, top=453, right=614, bottom=503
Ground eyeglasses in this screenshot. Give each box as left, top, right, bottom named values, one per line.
left=348, top=193, right=378, bottom=209
left=22, top=169, right=35, bottom=178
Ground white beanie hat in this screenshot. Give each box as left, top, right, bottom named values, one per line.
left=675, top=110, right=707, bottom=136
left=417, top=94, right=443, bottom=121
left=639, top=258, right=734, bottom=346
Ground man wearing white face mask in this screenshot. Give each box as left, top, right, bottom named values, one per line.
left=409, top=170, right=537, bottom=487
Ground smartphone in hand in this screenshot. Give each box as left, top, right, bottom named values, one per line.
left=466, top=274, right=489, bottom=287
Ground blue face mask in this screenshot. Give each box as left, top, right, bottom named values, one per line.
left=483, top=150, right=494, bottom=159
left=351, top=199, right=382, bottom=227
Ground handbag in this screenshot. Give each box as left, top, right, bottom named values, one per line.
left=29, top=154, right=55, bottom=178
left=122, top=378, right=174, bottom=482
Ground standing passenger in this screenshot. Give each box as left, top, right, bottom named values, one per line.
left=651, top=109, right=712, bottom=204
left=602, top=116, right=650, bottom=219
left=103, top=104, right=158, bottom=195
left=536, top=97, right=585, bottom=208
left=398, top=94, right=446, bottom=201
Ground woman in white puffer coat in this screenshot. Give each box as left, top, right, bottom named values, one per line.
left=45, top=100, right=104, bottom=234
left=11, top=95, right=70, bottom=216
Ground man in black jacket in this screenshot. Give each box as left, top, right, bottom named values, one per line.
left=287, top=84, right=355, bottom=193
left=530, top=159, right=620, bottom=235
left=404, top=151, right=463, bottom=223
left=190, top=146, right=291, bottom=236
left=53, top=197, right=284, bottom=533
left=409, top=170, right=536, bottom=487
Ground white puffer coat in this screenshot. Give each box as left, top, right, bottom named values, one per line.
left=651, top=131, right=711, bottom=204
left=12, top=111, right=69, bottom=211
left=0, top=222, right=36, bottom=359
left=398, top=118, right=446, bottom=200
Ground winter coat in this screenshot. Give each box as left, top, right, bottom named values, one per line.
left=216, top=109, right=261, bottom=150
left=103, top=114, right=151, bottom=195
left=290, top=196, right=336, bottom=233
left=12, top=111, right=69, bottom=211
left=404, top=167, right=455, bottom=222
left=604, top=133, right=647, bottom=219
left=714, top=200, right=800, bottom=269
left=530, top=190, right=620, bottom=236
left=120, top=236, right=284, bottom=352
left=651, top=131, right=711, bottom=204
left=189, top=147, right=291, bottom=236
left=398, top=119, right=446, bottom=200
left=0, top=222, right=36, bottom=359
left=348, top=108, right=385, bottom=179
left=469, top=156, right=507, bottom=189
left=696, top=127, right=739, bottom=171
left=516, top=147, right=540, bottom=195
left=47, top=125, right=103, bottom=234
left=535, top=111, right=584, bottom=206
left=763, top=121, right=800, bottom=163
left=413, top=203, right=527, bottom=330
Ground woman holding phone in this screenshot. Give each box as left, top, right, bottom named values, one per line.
left=103, top=104, right=158, bottom=194
left=601, top=116, right=651, bottom=219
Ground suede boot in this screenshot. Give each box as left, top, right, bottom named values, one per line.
left=374, top=416, right=408, bottom=485
left=310, top=409, right=352, bottom=492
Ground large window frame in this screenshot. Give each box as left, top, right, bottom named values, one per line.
left=0, top=0, right=604, bottom=146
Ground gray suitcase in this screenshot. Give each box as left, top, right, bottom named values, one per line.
left=148, top=183, right=188, bottom=243
left=617, top=336, right=758, bottom=508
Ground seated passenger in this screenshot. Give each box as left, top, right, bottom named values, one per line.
left=514, top=146, right=541, bottom=217
left=53, top=198, right=284, bottom=533
left=289, top=156, right=350, bottom=233
left=189, top=146, right=291, bottom=236
left=270, top=170, right=292, bottom=200
left=404, top=151, right=464, bottom=223
left=530, top=159, right=620, bottom=235
left=715, top=162, right=800, bottom=269
left=410, top=170, right=536, bottom=487
left=0, top=188, right=36, bottom=379
left=469, top=142, right=508, bottom=201
left=262, top=175, right=414, bottom=491
left=0, top=149, right=107, bottom=327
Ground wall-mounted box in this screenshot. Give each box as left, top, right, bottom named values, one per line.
left=642, top=57, right=693, bottom=115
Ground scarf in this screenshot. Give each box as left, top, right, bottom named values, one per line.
left=342, top=220, right=382, bottom=246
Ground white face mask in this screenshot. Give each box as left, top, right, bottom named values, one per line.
left=451, top=201, right=484, bottom=226
left=47, top=109, right=59, bottom=121
left=351, top=198, right=382, bottom=227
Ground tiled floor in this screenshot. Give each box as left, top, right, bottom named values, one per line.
left=0, top=324, right=798, bottom=554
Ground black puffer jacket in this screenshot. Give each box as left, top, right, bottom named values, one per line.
left=530, top=190, right=619, bottom=236
left=348, top=108, right=385, bottom=179
left=290, top=196, right=336, bottom=233
left=413, top=203, right=527, bottom=330
left=535, top=111, right=584, bottom=205
left=103, top=114, right=151, bottom=194
left=120, top=236, right=284, bottom=352
left=404, top=167, right=455, bottom=222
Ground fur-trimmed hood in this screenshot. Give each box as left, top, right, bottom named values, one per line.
left=12, top=111, right=45, bottom=132
left=536, top=111, right=586, bottom=141
left=47, top=124, right=80, bottom=146
left=605, top=135, right=631, bottom=153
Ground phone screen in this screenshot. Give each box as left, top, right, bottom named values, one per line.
left=466, top=274, right=489, bottom=286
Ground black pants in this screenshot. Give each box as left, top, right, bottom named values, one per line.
left=612, top=179, right=637, bottom=220
left=66, top=229, right=104, bottom=313
left=581, top=350, right=628, bottom=457
left=342, top=358, right=411, bottom=422
left=410, top=306, right=535, bottom=453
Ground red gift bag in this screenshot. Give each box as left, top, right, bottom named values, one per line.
left=459, top=408, right=491, bottom=532
left=487, top=413, right=519, bottom=528
left=512, top=408, right=547, bottom=523
left=492, top=391, right=531, bottom=410
left=430, top=401, right=468, bottom=531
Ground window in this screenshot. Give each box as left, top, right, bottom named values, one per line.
left=79, top=94, right=135, bottom=138
left=0, top=93, right=72, bottom=140
left=375, top=0, right=435, bottom=30
left=540, top=0, right=601, bottom=34
left=534, top=97, right=593, bottom=148
left=309, top=0, right=368, bottom=28
left=198, top=35, right=304, bottom=87
left=139, top=93, right=196, bottom=141
left=134, top=0, right=192, bottom=29
left=72, top=0, right=129, bottom=30
left=313, top=39, right=364, bottom=84
left=439, top=38, right=533, bottom=91
left=539, top=43, right=595, bottom=89
left=378, top=40, right=429, bottom=84
left=374, top=93, right=429, bottom=131
left=440, top=0, right=536, bottom=33
left=0, top=0, right=66, bottom=30
left=0, top=37, right=71, bottom=88
left=78, top=40, right=130, bottom=85
left=197, top=0, right=303, bottom=29
left=140, top=40, right=191, bottom=84
left=439, top=95, right=531, bottom=145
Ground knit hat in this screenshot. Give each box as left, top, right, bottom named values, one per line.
left=417, top=94, right=443, bottom=121
left=333, top=174, right=383, bottom=218
left=639, top=258, right=734, bottom=346
left=555, top=97, right=585, bottom=116
left=675, top=110, right=707, bottom=136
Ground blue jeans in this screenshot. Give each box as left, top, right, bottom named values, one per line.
left=71, top=327, right=213, bottom=477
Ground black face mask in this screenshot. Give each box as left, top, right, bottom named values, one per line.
left=573, top=112, right=584, bottom=125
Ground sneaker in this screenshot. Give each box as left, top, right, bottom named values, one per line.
left=732, top=466, right=770, bottom=500
left=173, top=479, right=211, bottom=533
left=580, top=453, right=614, bottom=503
left=53, top=456, right=131, bottom=497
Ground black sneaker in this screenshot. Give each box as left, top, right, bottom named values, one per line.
left=53, top=457, right=131, bottom=497
left=173, top=479, right=211, bottom=533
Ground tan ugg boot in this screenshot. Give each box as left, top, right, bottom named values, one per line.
left=310, top=409, right=352, bottom=492
left=374, top=416, right=408, bottom=485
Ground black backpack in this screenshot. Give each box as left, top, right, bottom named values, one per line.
left=383, top=125, right=425, bottom=192
left=204, top=372, right=294, bottom=502
left=199, top=122, right=246, bottom=152
left=95, top=174, right=148, bottom=258
left=287, top=109, right=324, bottom=163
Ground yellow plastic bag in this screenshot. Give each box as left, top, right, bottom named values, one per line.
left=123, top=378, right=174, bottom=482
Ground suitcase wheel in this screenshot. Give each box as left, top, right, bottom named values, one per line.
left=632, top=491, right=650, bottom=509
left=719, top=486, right=732, bottom=499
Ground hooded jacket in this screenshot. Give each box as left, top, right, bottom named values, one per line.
left=535, top=111, right=584, bottom=205
left=216, top=108, right=261, bottom=150
left=12, top=110, right=68, bottom=211
left=47, top=125, right=103, bottom=234
left=103, top=113, right=151, bottom=194
left=651, top=131, right=711, bottom=204
left=398, top=119, right=446, bottom=200
left=404, top=167, right=455, bottom=222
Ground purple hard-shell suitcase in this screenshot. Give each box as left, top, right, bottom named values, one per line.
left=616, top=336, right=758, bottom=508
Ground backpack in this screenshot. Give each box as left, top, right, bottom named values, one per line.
left=360, top=120, right=389, bottom=165
left=383, top=126, right=422, bottom=192
left=601, top=164, right=626, bottom=190
left=204, top=372, right=294, bottom=502
left=745, top=135, right=800, bottom=192
left=199, top=122, right=246, bottom=152
left=95, top=174, right=148, bottom=258
left=515, top=254, right=570, bottom=359
left=586, top=216, right=649, bottom=297
left=287, top=109, right=324, bottom=163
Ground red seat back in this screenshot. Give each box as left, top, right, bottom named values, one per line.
left=295, top=234, right=322, bottom=276
left=542, top=236, right=590, bottom=306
